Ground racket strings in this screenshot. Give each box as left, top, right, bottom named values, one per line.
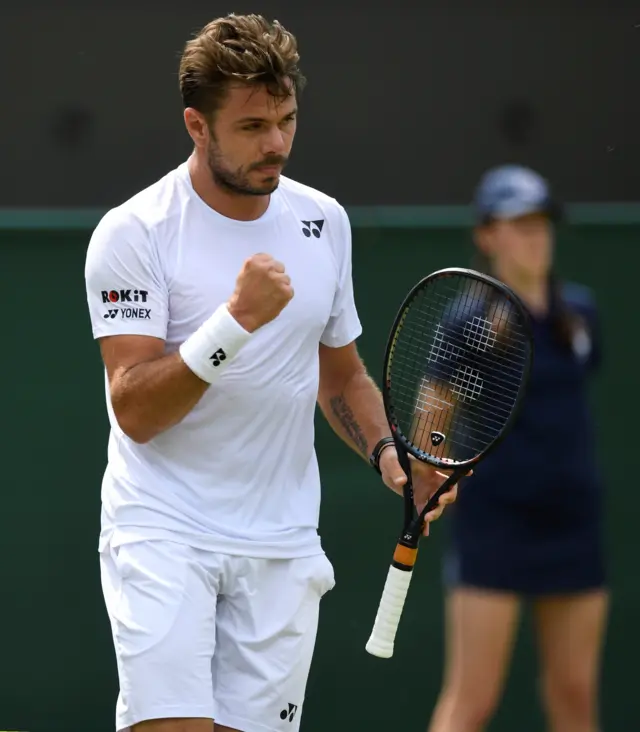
left=407, top=319, right=525, bottom=448
left=400, top=294, right=526, bottom=456
left=411, top=379, right=507, bottom=452
left=387, top=276, right=531, bottom=464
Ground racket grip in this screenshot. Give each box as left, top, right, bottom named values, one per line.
left=365, top=565, right=414, bottom=659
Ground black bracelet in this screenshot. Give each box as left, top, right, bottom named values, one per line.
left=369, top=436, right=396, bottom=474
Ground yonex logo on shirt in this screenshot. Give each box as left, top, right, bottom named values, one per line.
left=301, top=220, right=324, bottom=238
left=209, top=348, right=227, bottom=367
left=103, top=308, right=151, bottom=320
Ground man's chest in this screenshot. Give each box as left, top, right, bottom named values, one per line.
left=164, top=220, right=339, bottom=345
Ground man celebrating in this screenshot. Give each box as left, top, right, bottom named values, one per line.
left=85, top=13, right=460, bottom=732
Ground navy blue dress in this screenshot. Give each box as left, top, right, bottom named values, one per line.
left=442, top=282, right=607, bottom=595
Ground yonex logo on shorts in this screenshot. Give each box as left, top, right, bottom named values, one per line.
left=209, top=348, right=227, bottom=367
left=101, top=289, right=149, bottom=304
left=280, top=703, right=298, bottom=722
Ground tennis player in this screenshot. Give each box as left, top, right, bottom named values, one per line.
left=84, top=14, right=460, bottom=732
left=427, top=165, right=608, bottom=732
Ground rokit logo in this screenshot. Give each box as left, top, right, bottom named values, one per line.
left=103, top=308, right=151, bottom=320
left=101, top=289, right=149, bottom=304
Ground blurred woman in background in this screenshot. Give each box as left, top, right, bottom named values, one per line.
left=427, top=164, right=609, bottom=732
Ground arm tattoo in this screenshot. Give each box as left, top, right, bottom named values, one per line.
left=329, top=395, right=368, bottom=456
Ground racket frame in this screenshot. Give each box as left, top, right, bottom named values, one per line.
left=365, top=267, right=533, bottom=659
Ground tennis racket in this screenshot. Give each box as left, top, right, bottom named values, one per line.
left=365, top=267, right=534, bottom=659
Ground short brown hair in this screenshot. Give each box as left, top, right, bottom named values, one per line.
left=179, top=14, right=306, bottom=116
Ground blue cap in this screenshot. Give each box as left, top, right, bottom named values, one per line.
left=473, top=164, right=562, bottom=223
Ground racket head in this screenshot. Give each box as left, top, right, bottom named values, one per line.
left=382, top=267, right=534, bottom=470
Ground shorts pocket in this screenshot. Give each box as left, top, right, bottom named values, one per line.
left=313, top=553, right=336, bottom=597
left=109, top=541, right=193, bottom=658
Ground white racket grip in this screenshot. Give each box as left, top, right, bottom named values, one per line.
left=365, top=565, right=414, bottom=658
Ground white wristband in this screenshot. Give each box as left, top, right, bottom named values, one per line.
left=179, top=303, right=252, bottom=384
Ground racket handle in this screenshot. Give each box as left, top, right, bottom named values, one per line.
left=365, top=565, right=414, bottom=659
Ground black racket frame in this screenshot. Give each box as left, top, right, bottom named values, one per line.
left=382, top=267, right=534, bottom=549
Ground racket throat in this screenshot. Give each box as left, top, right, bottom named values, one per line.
left=403, top=519, right=426, bottom=543
left=417, top=467, right=468, bottom=523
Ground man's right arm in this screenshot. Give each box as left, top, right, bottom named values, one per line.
left=98, top=295, right=259, bottom=444
left=85, top=211, right=292, bottom=444
left=98, top=335, right=211, bottom=444
left=85, top=211, right=214, bottom=443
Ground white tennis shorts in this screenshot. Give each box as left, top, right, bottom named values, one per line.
left=100, top=539, right=335, bottom=732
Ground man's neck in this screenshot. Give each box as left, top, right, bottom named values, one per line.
left=187, top=154, right=270, bottom=222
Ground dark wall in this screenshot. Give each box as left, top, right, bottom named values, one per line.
left=0, top=222, right=637, bottom=731
left=1, top=0, right=638, bottom=207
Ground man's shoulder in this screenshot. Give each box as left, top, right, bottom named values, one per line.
left=95, top=165, right=187, bottom=237
left=278, top=176, right=347, bottom=221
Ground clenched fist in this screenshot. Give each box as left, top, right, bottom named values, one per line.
left=227, top=253, right=294, bottom=333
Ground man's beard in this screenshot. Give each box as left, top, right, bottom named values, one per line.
left=207, top=140, right=288, bottom=196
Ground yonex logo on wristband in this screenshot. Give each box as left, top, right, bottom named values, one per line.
left=180, top=304, right=251, bottom=384
left=209, top=348, right=227, bottom=367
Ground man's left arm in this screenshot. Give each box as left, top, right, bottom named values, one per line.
left=317, top=342, right=386, bottom=461
left=317, top=205, right=461, bottom=529
left=317, top=342, right=459, bottom=529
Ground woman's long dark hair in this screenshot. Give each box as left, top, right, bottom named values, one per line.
left=471, top=249, right=582, bottom=353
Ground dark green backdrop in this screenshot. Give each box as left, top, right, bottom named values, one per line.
left=0, top=223, right=637, bottom=730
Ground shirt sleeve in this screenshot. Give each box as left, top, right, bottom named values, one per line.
left=84, top=209, right=169, bottom=340
left=320, top=205, right=363, bottom=348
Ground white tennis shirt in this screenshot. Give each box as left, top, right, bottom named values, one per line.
left=85, top=162, right=362, bottom=558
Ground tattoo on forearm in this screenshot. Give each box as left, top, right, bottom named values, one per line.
left=329, top=395, right=368, bottom=456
